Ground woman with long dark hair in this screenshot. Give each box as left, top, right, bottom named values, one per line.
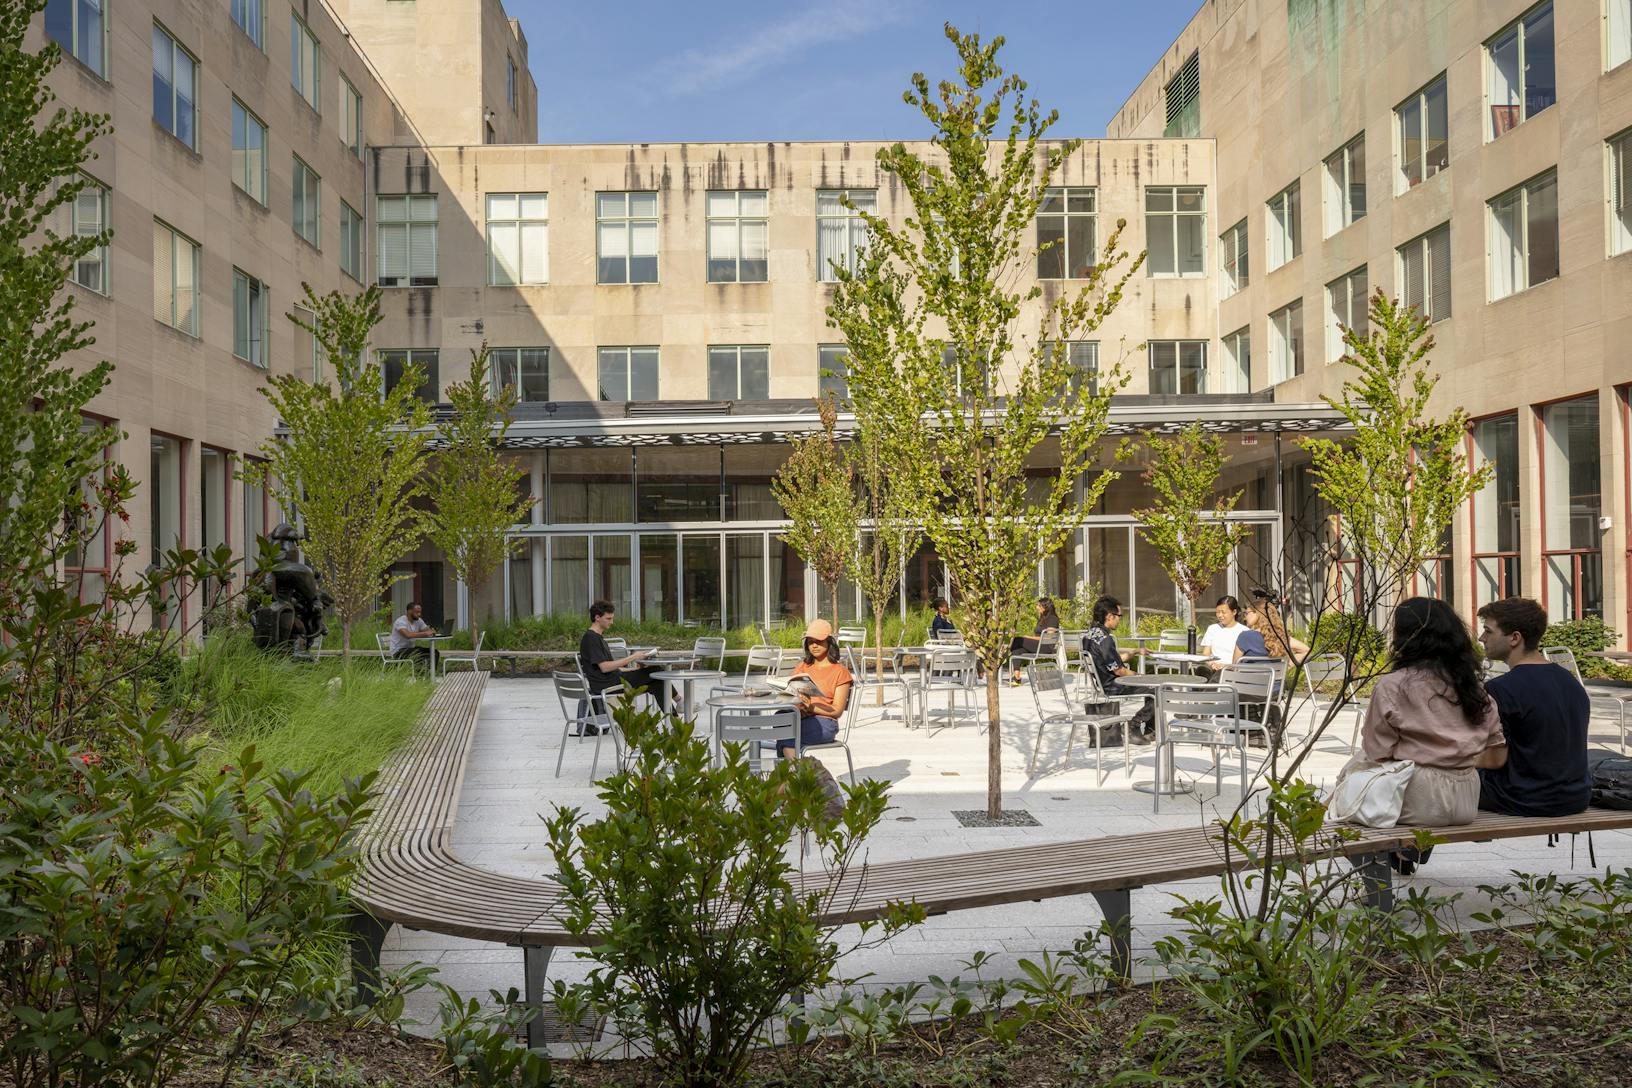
left=1344, top=597, right=1506, bottom=830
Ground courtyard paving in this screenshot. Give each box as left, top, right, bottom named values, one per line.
left=381, top=672, right=1632, bottom=1028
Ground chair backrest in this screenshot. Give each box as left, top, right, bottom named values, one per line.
left=692, top=636, right=727, bottom=671
left=1034, top=628, right=1060, bottom=651
left=1541, top=646, right=1584, bottom=685
left=716, top=705, right=802, bottom=762
left=742, top=644, right=782, bottom=682
left=837, top=626, right=866, bottom=644
left=375, top=632, right=391, bottom=653
left=1217, top=663, right=1275, bottom=701
left=1303, top=652, right=1348, bottom=694
left=606, top=637, right=629, bottom=659
left=1157, top=684, right=1240, bottom=722
left=1058, top=629, right=1089, bottom=664
left=470, top=629, right=485, bottom=658
left=1484, top=659, right=1511, bottom=677
left=553, top=671, right=606, bottom=721
left=928, top=631, right=965, bottom=647
left=1236, top=654, right=1284, bottom=690
left=930, top=648, right=978, bottom=680
left=1026, top=661, right=1071, bottom=718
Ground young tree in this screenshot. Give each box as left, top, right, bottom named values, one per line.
left=246, top=285, right=432, bottom=665
left=427, top=345, right=534, bottom=644
left=834, top=25, right=1141, bottom=819
left=772, top=395, right=861, bottom=623
left=1128, top=424, right=1250, bottom=638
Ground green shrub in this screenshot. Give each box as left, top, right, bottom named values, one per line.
left=1305, top=610, right=1387, bottom=665
left=432, top=984, right=550, bottom=1087
left=1134, top=611, right=1180, bottom=637
left=1539, top=617, right=1628, bottom=678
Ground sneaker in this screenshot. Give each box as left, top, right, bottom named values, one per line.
left=1010, top=676, right=1023, bottom=687
left=568, top=723, right=602, bottom=738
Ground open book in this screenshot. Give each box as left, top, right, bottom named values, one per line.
left=765, top=674, right=823, bottom=698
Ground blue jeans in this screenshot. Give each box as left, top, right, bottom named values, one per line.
left=778, top=715, right=839, bottom=758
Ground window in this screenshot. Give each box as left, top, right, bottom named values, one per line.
left=1612, top=0, right=1632, bottom=70
left=597, top=191, right=658, bottom=284
left=707, top=191, right=768, bottom=283
left=292, top=157, right=320, bottom=246
left=1323, top=135, right=1366, bottom=236
left=379, top=349, right=439, bottom=402
left=339, top=201, right=362, bottom=280
left=243, top=458, right=268, bottom=559
left=291, top=14, right=319, bottom=111
left=1488, top=169, right=1558, bottom=300
left=66, top=431, right=111, bottom=602
left=231, top=99, right=268, bottom=204
left=152, top=24, right=198, bottom=149
left=1221, top=328, right=1251, bottom=394
left=292, top=303, right=319, bottom=379
left=1610, top=129, right=1632, bottom=257
left=342, top=77, right=362, bottom=157
left=153, top=220, right=199, bottom=336
left=71, top=179, right=108, bottom=293
left=1471, top=413, right=1521, bottom=605
left=1266, top=181, right=1301, bottom=271
left=149, top=434, right=184, bottom=627
left=598, top=346, right=659, bottom=401
left=1397, top=74, right=1449, bottom=191
left=1148, top=341, right=1205, bottom=395
left=1539, top=396, right=1602, bottom=621
left=708, top=345, right=770, bottom=400
left=816, top=188, right=875, bottom=282
left=818, top=344, right=849, bottom=400
left=507, top=57, right=518, bottom=111
left=1398, top=224, right=1452, bottom=322
left=233, top=269, right=268, bottom=367
left=377, top=194, right=437, bottom=286
left=1163, top=51, right=1200, bottom=138
left=1044, top=341, right=1099, bottom=396
left=1487, top=3, right=1555, bottom=139
left=1325, top=267, right=1368, bottom=363
left=1037, top=187, right=1096, bottom=279
left=231, top=0, right=263, bottom=48
left=491, top=347, right=549, bottom=402
left=487, top=192, right=548, bottom=284
left=1145, top=186, right=1205, bottom=276
left=1269, top=300, right=1303, bottom=383
left=1219, top=218, right=1248, bottom=297
left=45, top=0, right=105, bottom=75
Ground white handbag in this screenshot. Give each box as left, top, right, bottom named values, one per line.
left=1326, top=757, right=1417, bottom=828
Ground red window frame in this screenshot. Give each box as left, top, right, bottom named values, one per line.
left=1466, top=410, right=1521, bottom=609
left=1535, top=393, right=1603, bottom=622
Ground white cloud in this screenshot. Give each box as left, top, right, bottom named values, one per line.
left=656, top=0, right=911, bottom=97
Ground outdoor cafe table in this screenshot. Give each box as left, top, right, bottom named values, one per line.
left=420, top=634, right=453, bottom=678
left=705, top=690, right=801, bottom=767
left=1112, top=673, right=1215, bottom=798
left=651, top=668, right=726, bottom=722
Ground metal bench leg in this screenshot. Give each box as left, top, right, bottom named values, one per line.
left=1090, top=888, right=1132, bottom=980
left=1355, top=853, right=1394, bottom=911
left=523, top=944, right=554, bottom=1049
left=349, top=909, right=390, bottom=1004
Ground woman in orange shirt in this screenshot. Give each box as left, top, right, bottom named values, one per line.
left=785, top=618, right=852, bottom=760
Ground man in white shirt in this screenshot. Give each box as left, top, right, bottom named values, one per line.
left=389, top=602, right=437, bottom=669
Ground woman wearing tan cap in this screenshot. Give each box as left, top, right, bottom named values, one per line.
left=784, top=618, right=852, bottom=760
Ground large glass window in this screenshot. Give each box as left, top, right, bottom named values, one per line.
left=1323, top=134, right=1366, bottom=236
left=723, top=445, right=783, bottom=521
left=377, top=195, right=437, bottom=287
left=231, top=0, right=263, bottom=48
left=707, top=190, right=768, bottom=283
left=379, top=348, right=438, bottom=402
left=150, top=434, right=184, bottom=627
left=1612, top=0, right=1632, bottom=71
left=292, top=156, right=320, bottom=246
left=46, top=0, right=105, bottom=75
left=1397, top=74, right=1449, bottom=191
left=1148, top=340, right=1205, bottom=395
left=152, top=24, right=198, bottom=149
left=487, top=192, right=548, bottom=285
left=1540, top=396, right=1603, bottom=620
left=153, top=220, right=200, bottom=336
left=1609, top=129, right=1632, bottom=257
left=70, top=179, right=108, bottom=293
left=231, top=99, right=268, bottom=204
left=342, top=76, right=362, bottom=157
left=291, top=14, right=320, bottom=111
left=1221, top=327, right=1250, bottom=394
left=638, top=447, right=719, bottom=523
left=596, top=191, right=658, bottom=284
left=339, top=201, right=362, bottom=280
left=594, top=535, right=634, bottom=618
left=1471, top=413, right=1521, bottom=606
left=491, top=347, right=549, bottom=402
left=1266, top=181, right=1301, bottom=271
left=233, top=269, right=268, bottom=367
left=726, top=535, right=766, bottom=629
left=1325, top=267, right=1367, bottom=363
left=549, top=449, right=633, bottom=524
left=816, top=189, right=875, bottom=282
left=1037, top=187, right=1096, bottom=279
left=550, top=536, right=589, bottom=618
left=683, top=535, right=722, bottom=627
left=818, top=344, right=848, bottom=400
left=1488, top=169, right=1559, bottom=300
left=1219, top=218, right=1248, bottom=297
left=1269, top=299, right=1303, bottom=383
left=1145, top=186, right=1205, bottom=276
left=1398, top=223, right=1452, bottom=323
left=1487, top=3, right=1555, bottom=139
left=598, top=346, right=659, bottom=401
left=708, top=345, right=769, bottom=400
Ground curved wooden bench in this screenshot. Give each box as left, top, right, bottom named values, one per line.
left=351, top=674, right=1632, bottom=1047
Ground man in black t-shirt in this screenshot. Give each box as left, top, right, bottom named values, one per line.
left=578, top=600, right=667, bottom=719
left=1475, top=597, right=1592, bottom=816
left=1082, top=595, right=1154, bottom=743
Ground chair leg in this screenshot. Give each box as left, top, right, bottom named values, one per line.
left=842, top=743, right=855, bottom=787
left=1029, top=721, right=1045, bottom=775
left=554, top=718, right=572, bottom=777
left=590, top=727, right=603, bottom=780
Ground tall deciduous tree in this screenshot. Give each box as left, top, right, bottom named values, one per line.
left=0, top=0, right=115, bottom=614
left=246, top=285, right=431, bottom=665
left=427, top=345, right=533, bottom=644
left=1129, top=424, right=1250, bottom=633
left=772, top=395, right=860, bottom=624
left=833, top=25, right=1140, bottom=819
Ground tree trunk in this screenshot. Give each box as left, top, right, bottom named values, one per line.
left=341, top=616, right=352, bottom=669
left=986, top=665, right=1003, bottom=819
left=829, top=582, right=840, bottom=626
left=872, top=608, right=886, bottom=706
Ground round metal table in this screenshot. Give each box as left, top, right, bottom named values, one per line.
left=651, top=668, right=725, bottom=721
left=1112, top=673, right=1215, bottom=798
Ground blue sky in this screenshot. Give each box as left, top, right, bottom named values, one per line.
left=509, top=0, right=1204, bottom=144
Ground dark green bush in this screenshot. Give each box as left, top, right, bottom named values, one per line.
left=1306, top=610, right=1387, bottom=665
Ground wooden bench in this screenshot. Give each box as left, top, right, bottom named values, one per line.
left=351, top=674, right=1632, bottom=1047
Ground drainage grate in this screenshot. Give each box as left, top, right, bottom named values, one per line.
left=513, top=1004, right=604, bottom=1046
left=952, top=809, right=1041, bottom=828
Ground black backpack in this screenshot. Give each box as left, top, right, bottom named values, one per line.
left=1589, top=752, right=1632, bottom=811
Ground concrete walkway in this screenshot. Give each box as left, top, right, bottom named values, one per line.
left=381, top=673, right=1632, bottom=1025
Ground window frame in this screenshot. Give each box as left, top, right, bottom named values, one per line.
left=1266, top=180, right=1302, bottom=271
left=1609, top=127, right=1632, bottom=258
left=378, top=348, right=440, bottom=403
left=1396, top=223, right=1453, bottom=323
left=1325, top=266, right=1368, bottom=364
left=490, top=346, right=550, bottom=403
left=1395, top=72, right=1450, bottom=192
left=1143, top=185, right=1206, bottom=278
left=1147, top=340, right=1207, bottom=395
left=1042, top=340, right=1100, bottom=396
left=1323, top=134, right=1366, bottom=237
left=1036, top=187, right=1098, bottom=280
left=596, top=191, right=659, bottom=285
left=597, top=346, right=660, bottom=401
left=1611, top=0, right=1632, bottom=71
left=1485, top=1, right=1556, bottom=141
left=1268, top=299, right=1304, bottom=384
left=290, top=13, right=320, bottom=112
left=231, top=97, right=268, bottom=205
left=152, top=23, right=199, bottom=150
left=815, top=188, right=876, bottom=283
left=818, top=344, right=849, bottom=400
left=707, top=344, right=771, bottom=401
left=230, top=0, right=264, bottom=50
left=153, top=219, right=201, bottom=337
left=45, top=0, right=107, bottom=76
left=341, top=76, right=363, bottom=158
left=232, top=268, right=269, bottom=368
left=70, top=176, right=109, bottom=295
left=1222, top=327, right=1251, bottom=394
left=1486, top=168, right=1559, bottom=301
left=486, top=192, right=549, bottom=285
left=507, top=56, right=518, bottom=111
left=1219, top=218, right=1248, bottom=297
left=705, top=190, right=769, bottom=284
left=376, top=194, right=439, bottom=287
left=1536, top=393, right=1604, bottom=622
left=292, top=155, right=321, bottom=248
left=339, top=200, right=363, bottom=281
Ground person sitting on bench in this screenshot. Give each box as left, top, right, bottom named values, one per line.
left=1475, top=596, right=1592, bottom=817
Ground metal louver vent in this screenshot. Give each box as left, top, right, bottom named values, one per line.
left=1164, top=51, right=1201, bottom=138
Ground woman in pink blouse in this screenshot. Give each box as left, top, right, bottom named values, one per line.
left=1352, top=597, right=1507, bottom=827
